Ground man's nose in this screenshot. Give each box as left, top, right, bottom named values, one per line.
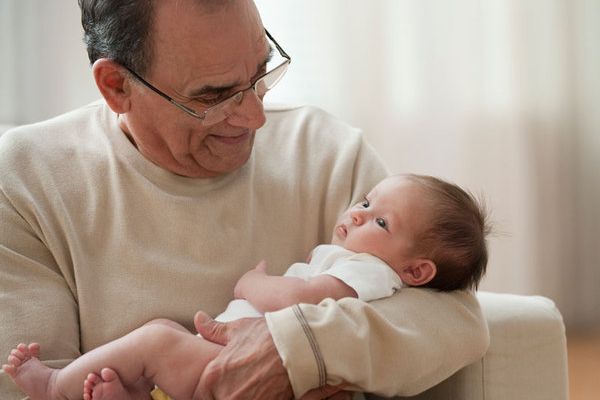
left=226, top=89, right=267, bottom=130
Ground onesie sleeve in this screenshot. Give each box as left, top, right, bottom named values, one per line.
left=320, top=255, right=403, bottom=302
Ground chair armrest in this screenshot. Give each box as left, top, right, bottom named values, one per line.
left=366, top=292, right=568, bottom=400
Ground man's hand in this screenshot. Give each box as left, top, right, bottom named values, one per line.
left=194, top=311, right=353, bottom=400
left=194, top=311, right=293, bottom=400
left=233, top=260, right=268, bottom=300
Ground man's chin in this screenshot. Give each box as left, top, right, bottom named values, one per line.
left=193, top=135, right=255, bottom=176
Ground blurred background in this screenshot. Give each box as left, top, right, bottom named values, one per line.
left=1, top=0, right=598, bottom=395
left=256, top=0, right=600, bottom=334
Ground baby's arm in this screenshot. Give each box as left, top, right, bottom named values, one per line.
left=234, top=261, right=358, bottom=313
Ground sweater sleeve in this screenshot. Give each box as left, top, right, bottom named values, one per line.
left=265, top=289, right=489, bottom=398
left=0, top=140, right=81, bottom=399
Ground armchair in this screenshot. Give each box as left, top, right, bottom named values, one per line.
left=367, top=292, right=568, bottom=400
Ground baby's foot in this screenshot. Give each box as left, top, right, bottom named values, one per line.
left=83, top=368, right=130, bottom=400
left=2, top=343, right=55, bottom=400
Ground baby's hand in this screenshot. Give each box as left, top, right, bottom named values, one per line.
left=234, top=260, right=268, bottom=299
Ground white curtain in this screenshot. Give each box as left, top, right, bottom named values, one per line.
left=257, top=0, right=599, bottom=329
left=1, top=0, right=598, bottom=329
left=0, top=1, right=98, bottom=124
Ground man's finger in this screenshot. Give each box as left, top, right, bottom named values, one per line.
left=194, top=311, right=230, bottom=345
left=196, top=317, right=294, bottom=400
left=195, top=359, right=217, bottom=400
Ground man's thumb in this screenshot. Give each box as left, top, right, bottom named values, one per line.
left=194, top=311, right=230, bottom=345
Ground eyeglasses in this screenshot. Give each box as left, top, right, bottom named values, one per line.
left=124, top=29, right=291, bottom=126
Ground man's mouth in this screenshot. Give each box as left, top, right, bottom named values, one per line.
left=210, top=131, right=251, bottom=145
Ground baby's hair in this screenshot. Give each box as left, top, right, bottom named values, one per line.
left=403, top=174, right=491, bottom=291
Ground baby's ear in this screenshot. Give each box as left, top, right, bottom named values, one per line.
left=398, top=259, right=437, bottom=287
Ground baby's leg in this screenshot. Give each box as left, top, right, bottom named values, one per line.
left=82, top=319, right=190, bottom=400
left=136, top=324, right=223, bottom=400
left=2, top=342, right=56, bottom=400
left=2, top=339, right=153, bottom=400
left=60, top=323, right=222, bottom=400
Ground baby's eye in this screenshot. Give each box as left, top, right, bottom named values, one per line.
left=376, top=217, right=388, bottom=230
left=361, top=198, right=370, bottom=208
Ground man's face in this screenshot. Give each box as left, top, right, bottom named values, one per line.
left=331, top=176, right=431, bottom=273
left=121, top=0, right=269, bottom=177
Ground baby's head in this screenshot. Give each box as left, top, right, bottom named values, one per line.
left=331, top=174, right=490, bottom=291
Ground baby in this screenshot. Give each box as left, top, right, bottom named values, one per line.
left=3, top=174, right=490, bottom=400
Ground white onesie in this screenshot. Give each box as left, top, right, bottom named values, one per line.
left=154, top=247, right=404, bottom=399
left=216, top=244, right=404, bottom=322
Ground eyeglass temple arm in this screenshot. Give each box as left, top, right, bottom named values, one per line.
left=123, top=66, right=204, bottom=117
left=264, top=29, right=291, bottom=62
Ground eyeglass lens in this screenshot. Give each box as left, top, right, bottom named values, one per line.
left=201, top=60, right=289, bottom=126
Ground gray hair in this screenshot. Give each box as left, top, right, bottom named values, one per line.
left=78, top=0, right=236, bottom=74
left=79, top=0, right=155, bottom=74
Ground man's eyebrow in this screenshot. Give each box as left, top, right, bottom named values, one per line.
left=188, top=84, right=237, bottom=98
left=187, top=45, right=275, bottom=98
left=264, top=44, right=274, bottom=64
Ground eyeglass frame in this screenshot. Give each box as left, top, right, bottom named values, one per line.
left=122, top=29, right=291, bottom=125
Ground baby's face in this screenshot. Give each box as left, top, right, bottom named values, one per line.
left=331, top=176, right=429, bottom=272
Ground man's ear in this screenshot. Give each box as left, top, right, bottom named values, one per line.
left=92, top=58, right=132, bottom=114
left=398, top=259, right=437, bottom=287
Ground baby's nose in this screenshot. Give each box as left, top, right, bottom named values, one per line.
left=350, top=209, right=366, bottom=225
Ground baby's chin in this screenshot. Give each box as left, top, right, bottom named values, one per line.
left=330, top=235, right=344, bottom=247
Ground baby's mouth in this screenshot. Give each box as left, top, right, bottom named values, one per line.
left=336, top=224, right=348, bottom=238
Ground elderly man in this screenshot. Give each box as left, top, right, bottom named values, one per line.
left=0, top=0, right=488, bottom=399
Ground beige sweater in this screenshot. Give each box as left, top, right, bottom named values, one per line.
left=0, top=102, right=488, bottom=399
